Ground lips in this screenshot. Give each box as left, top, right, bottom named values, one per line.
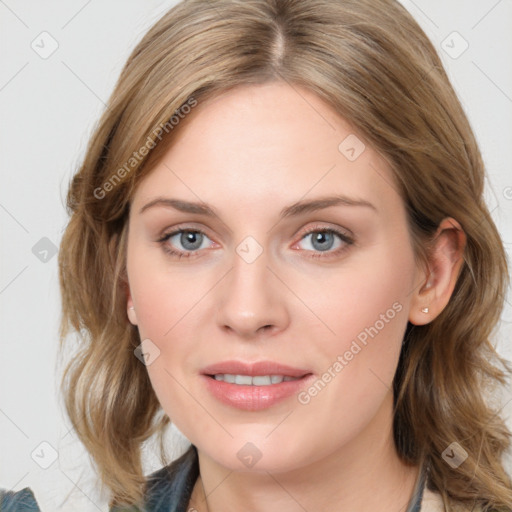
left=200, top=360, right=314, bottom=411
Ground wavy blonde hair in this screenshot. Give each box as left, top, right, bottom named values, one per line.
left=58, top=0, right=512, bottom=508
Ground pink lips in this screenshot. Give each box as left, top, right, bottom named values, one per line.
left=201, top=360, right=314, bottom=411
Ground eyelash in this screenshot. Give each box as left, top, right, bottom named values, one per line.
left=157, top=224, right=355, bottom=260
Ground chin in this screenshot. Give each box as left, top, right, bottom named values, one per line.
left=191, top=431, right=323, bottom=475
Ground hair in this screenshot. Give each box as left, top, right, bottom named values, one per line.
left=58, top=0, right=512, bottom=509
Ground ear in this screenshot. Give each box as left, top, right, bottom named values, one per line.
left=125, top=283, right=138, bottom=326
left=409, top=217, right=466, bottom=326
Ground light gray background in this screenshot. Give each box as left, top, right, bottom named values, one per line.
left=1, top=1, right=511, bottom=510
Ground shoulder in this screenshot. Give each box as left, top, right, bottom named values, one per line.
left=110, top=444, right=199, bottom=512
left=421, top=485, right=489, bottom=512
left=420, top=486, right=447, bottom=511
left=0, top=487, right=41, bottom=511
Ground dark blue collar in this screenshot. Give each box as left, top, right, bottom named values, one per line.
left=117, top=445, right=427, bottom=512
left=109, top=445, right=198, bottom=512
left=144, top=445, right=199, bottom=512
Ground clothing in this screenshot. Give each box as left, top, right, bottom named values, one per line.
left=111, top=445, right=200, bottom=512
left=0, top=445, right=484, bottom=511
left=122, top=445, right=429, bottom=512
left=0, top=487, right=41, bottom=511
left=111, top=445, right=430, bottom=512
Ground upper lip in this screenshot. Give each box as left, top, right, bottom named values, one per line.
left=201, top=360, right=311, bottom=378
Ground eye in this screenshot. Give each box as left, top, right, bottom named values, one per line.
left=158, top=228, right=214, bottom=258
left=295, top=227, right=354, bottom=259
left=157, top=225, right=354, bottom=260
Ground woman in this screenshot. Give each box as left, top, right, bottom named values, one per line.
left=2, top=0, right=511, bottom=510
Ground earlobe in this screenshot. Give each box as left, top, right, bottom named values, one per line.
left=127, top=305, right=138, bottom=325
left=408, top=217, right=466, bottom=326
left=126, top=289, right=138, bottom=326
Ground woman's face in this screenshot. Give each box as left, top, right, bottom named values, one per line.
left=126, top=81, right=423, bottom=472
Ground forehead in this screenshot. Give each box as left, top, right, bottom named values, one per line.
left=132, top=82, right=402, bottom=219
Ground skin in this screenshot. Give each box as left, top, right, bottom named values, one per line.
left=125, top=81, right=466, bottom=511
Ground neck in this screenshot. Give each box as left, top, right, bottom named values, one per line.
left=189, top=392, right=420, bottom=512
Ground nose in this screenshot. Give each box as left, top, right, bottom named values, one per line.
left=215, top=245, right=290, bottom=339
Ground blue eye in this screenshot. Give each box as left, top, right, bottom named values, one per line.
left=158, top=226, right=354, bottom=260
left=296, top=228, right=354, bottom=259
left=158, top=229, right=212, bottom=258
left=300, top=230, right=339, bottom=251
left=171, top=231, right=206, bottom=251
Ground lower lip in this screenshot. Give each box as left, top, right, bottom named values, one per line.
left=201, top=374, right=314, bottom=411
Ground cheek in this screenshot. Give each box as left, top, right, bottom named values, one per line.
left=304, top=237, right=415, bottom=389
left=289, top=252, right=414, bottom=446
left=127, top=243, right=213, bottom=341
left=126, top=247, right=214, bottom=412
left=304, top=238, right=414, bottom=342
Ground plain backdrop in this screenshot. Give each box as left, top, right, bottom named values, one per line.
left=1, top=0, right=511, bottom=510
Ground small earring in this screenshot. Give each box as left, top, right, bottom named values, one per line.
left=421, top=307, right=429, bottom=313
left=129, top=306, right=135, bottom=310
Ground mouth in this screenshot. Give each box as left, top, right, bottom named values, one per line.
left=207, top=374, right=302, bottom=385
left=200, top=360, right=314, bottom=410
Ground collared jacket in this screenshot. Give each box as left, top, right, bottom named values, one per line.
left=0, top=445, right=486, bottom=511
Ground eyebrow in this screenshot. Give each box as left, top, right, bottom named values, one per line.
left=138, top=194, right=377, bottom=218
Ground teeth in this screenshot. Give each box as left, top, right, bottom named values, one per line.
left=252, top=375, right=272, bottom=385
left=213, top=374, right=300, bottom=385
left=235, top=374, right=252, bottom=385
